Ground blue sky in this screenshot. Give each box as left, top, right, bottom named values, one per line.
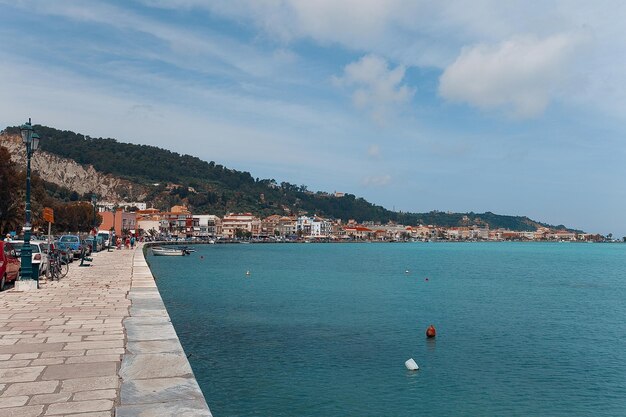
left=1, top=1, right=625, bottom=236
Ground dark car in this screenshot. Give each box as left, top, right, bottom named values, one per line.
left=1, top=241, right=21, bottom=291
left=85, top=236, right=103, bottom=253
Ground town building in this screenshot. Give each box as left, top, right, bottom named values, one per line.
left=193, top=215, right=223, bottom=238
left=222, top=213, right=261, bottom=238
left=100, top=209, right=137, bottom=236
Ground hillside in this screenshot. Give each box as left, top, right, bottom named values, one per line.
left=1, top=125, right=580, bottom=232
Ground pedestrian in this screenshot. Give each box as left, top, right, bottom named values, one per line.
left=125, top=236, right=130, bottom=249
left=4, top=234, right=11, bottom=242
left=116, top=237, right=122, bottom=250
left=130, top=235, right=135, bottom=249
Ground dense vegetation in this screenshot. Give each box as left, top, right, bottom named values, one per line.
left=3, top=125, right=578, bottom=232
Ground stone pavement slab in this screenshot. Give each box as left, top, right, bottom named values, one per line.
left=0, top=245, right=212, bottom=416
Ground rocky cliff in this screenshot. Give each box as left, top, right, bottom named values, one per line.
left=0, top=132, right=146, bottom=202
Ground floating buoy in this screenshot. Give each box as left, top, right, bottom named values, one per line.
left=200, top=256, right=204, bottom=259
left=246, top=270, right=251, bottom=276
left=426, top=325, right=436, bottom=338
left=405, top=358, right=419, bottom=371
left=425, top=277, right=429, bottom=282
left=405, top=270, right=410, bottom=274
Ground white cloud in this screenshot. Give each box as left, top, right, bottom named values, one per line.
left=438, top=33, right=587, bottom=118
left=133, top=0, right=626, bottom=119
left=362, top=174, right=392, bottom=187
left=334, top=55, right=414, bottom=123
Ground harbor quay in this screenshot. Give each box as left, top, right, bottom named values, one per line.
left=0, top=245, right=211, bottom=417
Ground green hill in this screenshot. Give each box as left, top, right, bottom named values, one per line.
left=3, top=125, right=580, bottom=232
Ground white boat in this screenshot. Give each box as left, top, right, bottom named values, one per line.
left=151, top=246, right=190, bottom=256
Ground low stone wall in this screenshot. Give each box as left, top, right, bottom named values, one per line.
left=116, top=247, right=212, bottom=416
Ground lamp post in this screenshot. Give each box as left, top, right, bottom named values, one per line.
left=19, top=119, right=40, bottom=288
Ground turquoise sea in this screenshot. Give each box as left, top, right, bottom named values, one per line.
left=147, top=242, right=626, bottom=417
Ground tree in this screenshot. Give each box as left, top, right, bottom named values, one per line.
left=0, top=146, right=23, bottom=235
left=52, top=202, right=99, bottom=233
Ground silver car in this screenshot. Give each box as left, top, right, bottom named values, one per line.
left=12, top=240, right=50, bottom=277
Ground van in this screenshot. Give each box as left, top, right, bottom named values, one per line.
left=97, top=231, right=111, bottom=248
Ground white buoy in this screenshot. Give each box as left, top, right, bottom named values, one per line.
left=246, top=270, right=251, bottom=276
left=405, top=358, right=419, bottom=371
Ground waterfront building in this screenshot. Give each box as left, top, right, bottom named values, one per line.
left=343, top=225, right=374, bottom=240
left=222, top=213, right=261, bottom=238
left=160, top=206, right=193, bottom=237
left=296, top=216, right=313, bottom=236
left=194, top=215, right=223, bottom=238
left=276, top=216, right=297, bottom=238
left=296, top=216, right=333, bottom=238
left=261, top=215, right=282, bottom=237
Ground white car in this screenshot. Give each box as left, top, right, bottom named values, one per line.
left=12, top=240, right=50, bottom=277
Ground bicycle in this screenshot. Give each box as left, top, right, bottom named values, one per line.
left=47, top=249, right=69, bottom=280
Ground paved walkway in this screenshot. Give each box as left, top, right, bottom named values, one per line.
left=0, top=245, right=211, bottom=417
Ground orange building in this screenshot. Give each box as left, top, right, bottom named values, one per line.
left=99, top=209, right=137, bottom=236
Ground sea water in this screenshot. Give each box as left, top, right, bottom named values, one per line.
left=148, top=242, right=626, bottom=416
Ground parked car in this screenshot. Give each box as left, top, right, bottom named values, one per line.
left=87, top=236, right=104, bottom=252
left=11, top=240, right=50, bottom=277
left=0, top=241, right=21, bottom=291
left=58, top=235, right=82, bottom=258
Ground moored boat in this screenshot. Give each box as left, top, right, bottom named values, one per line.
left=151, top=246, right=190, bottom=256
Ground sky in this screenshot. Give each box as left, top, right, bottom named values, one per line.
left=1, top=0, right=625, bottom=236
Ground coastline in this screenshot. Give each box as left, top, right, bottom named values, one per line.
left=116, top=244, right=212, bottom=416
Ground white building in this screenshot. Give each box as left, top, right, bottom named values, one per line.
left=296, top=216, right=333, bottom=238
left=194, top=215, right=223, bottom=238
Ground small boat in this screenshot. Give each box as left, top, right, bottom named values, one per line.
left=151, top=247, right=190, bottom=256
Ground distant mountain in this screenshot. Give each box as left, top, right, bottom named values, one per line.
left=1, top=125, right=581, bottom=232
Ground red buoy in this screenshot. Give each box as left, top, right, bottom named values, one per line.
left=426, top=325, right=436, bottom=338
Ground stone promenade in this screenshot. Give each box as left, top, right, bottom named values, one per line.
left=0, top=245, right=212, bottom=417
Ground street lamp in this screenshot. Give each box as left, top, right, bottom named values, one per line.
left=19, top=119, right=40, bottom=288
